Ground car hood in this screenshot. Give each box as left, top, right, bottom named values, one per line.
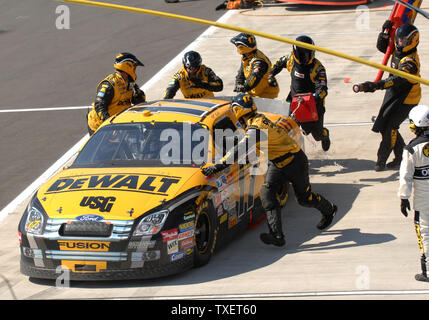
left=37, top=167, right=205, bottom=221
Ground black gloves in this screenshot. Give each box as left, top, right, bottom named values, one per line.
left=363, top=81, right=377, bottom=92
left=401, top=199, right=410, bottom=217
left=361, top=81, right=385, bottom=93
left=268, top=76, right=278, bottom=87
left=201, top=163, right=228, bottom=176
left=189, top=78, right=207, bottom=90
left=382, top=20, right=393, bottom=32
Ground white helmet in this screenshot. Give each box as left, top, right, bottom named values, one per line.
left=409, top=104, right=429, bottom=135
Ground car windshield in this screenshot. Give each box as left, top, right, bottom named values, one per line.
left=72, top=122, right=209, bottom=168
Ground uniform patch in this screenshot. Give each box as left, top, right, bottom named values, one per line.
left=294, top=71, right=305, bottom=78
left=423, top=143, right=429, bottom=158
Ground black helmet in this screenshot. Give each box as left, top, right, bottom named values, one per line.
left=230, top=33, right=257, bottom=54
left=182, top=51, right=202, bottom=73
left=293, top=35, right=315, bottom=65
left=395, top=23, right=419, bottom=53
left=114, top=52, right=144, bottom=81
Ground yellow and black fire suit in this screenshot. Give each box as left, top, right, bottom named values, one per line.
left=270, top=54, right=330, bottom=148
left=203, top=113, right=336, bottom=240
left=372, top=34, right=421, bottom=167
left=87, top=72, right=146, bottom=134
left=163, top=65, right=223, bottom=99
left=234, top=49, right=279, bottom=99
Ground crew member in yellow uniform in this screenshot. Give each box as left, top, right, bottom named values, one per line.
left=87, top=52, right=146, bottom=135
left=230, top=33, right=279, bottom=99
left=202, top=94, right=337, bottom=247
left=163, top=51, right=223, bottom=99
left=356, top=23, right=421, bottom=171
left=270, top=35, right=331, bottom=151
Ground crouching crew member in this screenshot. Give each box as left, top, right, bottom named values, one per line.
left=87, top=52, right=146, bottom=135
left=201, top=93, right=337, bottom=247
left=163, top=51, right=223, bottom=99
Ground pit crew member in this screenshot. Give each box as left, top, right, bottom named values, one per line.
left=201, top=93, right=337, bottom=247
left=87, top=52, right=146, bottom=135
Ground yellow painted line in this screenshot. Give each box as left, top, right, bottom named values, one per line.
left=57, top=0, right=429, bottom=87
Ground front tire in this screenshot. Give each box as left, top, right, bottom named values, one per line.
left=194, top=200, right=217, bottom=268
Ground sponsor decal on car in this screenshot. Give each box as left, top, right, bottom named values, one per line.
left=161, top=228, right=178, bottom=242
left=180, top=238, right=194, bottom=249
left=170, top=251, right=185, bottom=262
left=46, top=174, right=180, bottom=196
left=216, top=175, right=228, bottom=191
left=183, top=212, right=195, bottom=221
left=228, top=212, right=237, bottom=229
left=179, top=221, right=194, bottom=232
left=220, top=213, right=228, bottom=224
left=167, top=239, right=179, bottom=254
left=127, top=240, right=156, bottom=250
left=58, top=240, right=110, bottom=251
left=80, top=196, right=116, bottom=213
left=131, top=250, right=160, bottom=262
left=75, top=214, right=104, bottom=221
left=178, top=229, right=194, bottom=240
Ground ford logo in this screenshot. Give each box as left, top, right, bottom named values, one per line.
left=75, top=214, right=104, bottom=221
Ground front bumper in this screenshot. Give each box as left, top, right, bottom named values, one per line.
left=19, top=218, right=195, bottom=281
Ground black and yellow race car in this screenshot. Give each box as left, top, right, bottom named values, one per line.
left=18, top=97, right=301, bottom=280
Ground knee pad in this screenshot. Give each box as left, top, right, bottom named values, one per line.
left=260, top=183, right=278, bottom=211
left=296, top=187, right=318, bottom=208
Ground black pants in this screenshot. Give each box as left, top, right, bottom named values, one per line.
left=300, top=113, right=327, bottom=142
left=377, top=104, right=414, bottom=164
left=260, top=150, right=332, bottom=213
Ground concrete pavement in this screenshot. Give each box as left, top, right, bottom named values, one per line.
left=1, top=1, right=429, bottom=299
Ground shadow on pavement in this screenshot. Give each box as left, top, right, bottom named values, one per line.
left=29, top=181, right=394, bottom=291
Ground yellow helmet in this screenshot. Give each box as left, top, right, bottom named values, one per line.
left=230, top=94, right=257, bottom=122
left=114, top=52, right=144, bottom=82
left=395, top=24, right=419, bottom=54
left=231, top=33, right=257, bottom=55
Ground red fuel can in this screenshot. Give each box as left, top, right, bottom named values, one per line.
left=290, top=93, right=318, bottom=123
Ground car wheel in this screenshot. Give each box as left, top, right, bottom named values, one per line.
left=276, top=182, right=290, bottom=208
left=193, top=200, right=217, bottom=267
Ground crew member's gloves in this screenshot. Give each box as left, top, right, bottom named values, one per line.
left=190, top=78, right=206, bottom=89
left=201, top=163, right=228, bottom=176
left=233, top=83, right=246, bottom=93
left=400, top=199, right=410, bottom=217
left=382, top=20, right=393, bottom=32
left=268, top=76, right=278, bottom=87
left=362, top=81, right=378, bottom=93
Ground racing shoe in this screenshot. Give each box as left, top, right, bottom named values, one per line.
left=386, top=158, right=402, bottom=169
left=260, top=232, right=285, bottom=247
left=374, top=161, right=386, bottom=172
left=317, top=204, right=337, bottom=230
left=415, top=273, right=429, bottom=282
left=321, top=129, right=330, bottom=152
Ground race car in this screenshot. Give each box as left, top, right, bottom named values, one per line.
left=18, top=97, right=301, bottom=281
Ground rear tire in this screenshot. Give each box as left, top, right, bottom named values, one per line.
left=193, top=200, right=218, bottom=268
